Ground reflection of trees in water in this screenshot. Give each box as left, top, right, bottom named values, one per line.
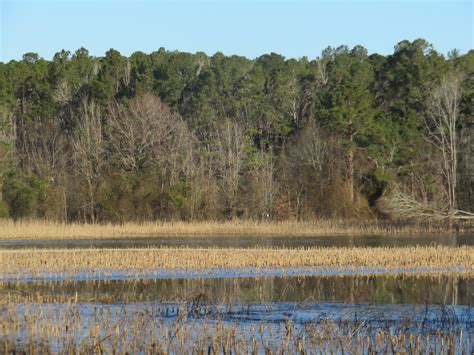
left=1, top=275, right=470, bottom=305
left=444, top=275, right=459, bottom=306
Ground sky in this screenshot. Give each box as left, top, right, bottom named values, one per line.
left=0, top=0, right=472, bottom=62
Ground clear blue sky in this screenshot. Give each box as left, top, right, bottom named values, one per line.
left=1, top=0, right=472, bottom=62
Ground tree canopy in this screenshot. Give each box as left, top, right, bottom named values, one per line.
left=0, top=39, right=472, bottom=221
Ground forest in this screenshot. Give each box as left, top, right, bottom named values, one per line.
left=0, top=38, right=472, bottom=222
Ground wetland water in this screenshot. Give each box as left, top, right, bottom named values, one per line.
left=2, top=274, right=472, bottom=326
left=2, top=275, right=473, bottom=352
left=0, top=233, right=472, bottom=249
left=2, top=274, right=471, bottom=305
left=2, top=265, right=469, bottom=283
left=2, top=236, right=472, bottom=351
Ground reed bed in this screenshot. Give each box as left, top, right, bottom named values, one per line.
left=1, top=246, right=472, bottom=280
left=1, top=302, right=470, bottom=354
left=0, top=219, right=471, bottom=240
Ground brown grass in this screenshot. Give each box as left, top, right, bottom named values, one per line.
left=1, top=302, right=470, bottom=353
left=1, top=246, right=472, bottom=278
left=0, top=219, right=471, bottom=240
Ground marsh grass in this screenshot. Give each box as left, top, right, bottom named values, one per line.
left=1, top=246, right=472, bottom=280
left=0, top=219, right=471, bottom=240
left=1, top=302, right=471, bottom=354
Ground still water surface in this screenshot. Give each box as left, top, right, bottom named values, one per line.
left=1, top=233, right=472, bottom=249
left=2, top=274, right=471, bottom=305
left=3, top=274, right=472, bottom=350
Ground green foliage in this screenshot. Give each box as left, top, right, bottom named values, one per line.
left=0, top=200, right=9, bottom=218
left=0, top=39, right=471, bottom=221
left=163, top=189, right=188, bottom=209
left=2, top=172, right=46, bottom=220
left=319, top=46, right=375, bottom=148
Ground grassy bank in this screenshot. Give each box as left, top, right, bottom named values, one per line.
left=0, top=219, right=472, bottom=240
left=1, top=246, right=472, bottom=278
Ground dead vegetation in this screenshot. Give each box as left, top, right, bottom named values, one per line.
left=378, top=188, right=474, bottom=221
left=1, top=246, right=472, bottom=280
left=1, top=302, right=470, bottom=354
left=0, top=219, right=471, bottom=240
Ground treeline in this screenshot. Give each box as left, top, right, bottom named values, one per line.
left=0, top=39, right=472, bottom=222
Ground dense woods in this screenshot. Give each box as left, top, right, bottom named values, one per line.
left=0, top=39, right=472, bottom=222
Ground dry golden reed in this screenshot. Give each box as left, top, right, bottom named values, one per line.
left=0, top=219, right=470, bottom=240
left=1, top=302, right=470, bottom=354
left=1, top=246, right=472, bottom=277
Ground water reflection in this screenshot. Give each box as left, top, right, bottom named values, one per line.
left=2, top=274, right=471, bottom=306
left=0, top=233, right=472, bottom=249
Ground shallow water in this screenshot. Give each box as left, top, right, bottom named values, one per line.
left=6, top=301, right=472, bottom=329
left=2, top=274, right=472, bottom=352
left=1, top=265, right=469, bottom=283
left=1, top=233, right=472, bottom=249
left=3, top=300, right=471, bottom=353
left=2, top=274, right=471, bottom=305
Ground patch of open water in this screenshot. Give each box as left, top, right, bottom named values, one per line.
left=0, top=265, right=470, bottom=283
left=2, top=274, right=472, bottom=352
left=1, top=233, right=472, bottom=249
left=2, top=274, right=471, bottom=305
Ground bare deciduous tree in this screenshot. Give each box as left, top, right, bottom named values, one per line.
left=23, top=119, right=66, bottom=180
left=215, top=119, right=247, bottom=218
left=0, top=112, right=15, bottom=165
left=316, top=57, right=329, bottom=86
left=0, top=112, right=15, bottom=203
left=280, top=120, right=344, bottom=219
left=73, top=98, right=104, bottom=223
left=21, top=117, right=68, bottom=221
left=250, top=150, right=277, bottom=219
left=107, top=93, right=196, bottom=219
left=107, top=93, right=183, bottom=172
left=425, top=72, right=463, bottom=213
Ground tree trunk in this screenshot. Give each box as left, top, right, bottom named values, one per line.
left=88, top=178, right=95, bottom=224
left=348, top=136, right=354, bottom=203
left=426, top=72, right=463, bottom=213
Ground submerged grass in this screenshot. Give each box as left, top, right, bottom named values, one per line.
left=1, top=302, right=471, bottom=354
left=1, top=246, right=472, bottom=279
left=0, top=274, right=468, bottom=304
left=0, top=219, right=471, bottom=240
